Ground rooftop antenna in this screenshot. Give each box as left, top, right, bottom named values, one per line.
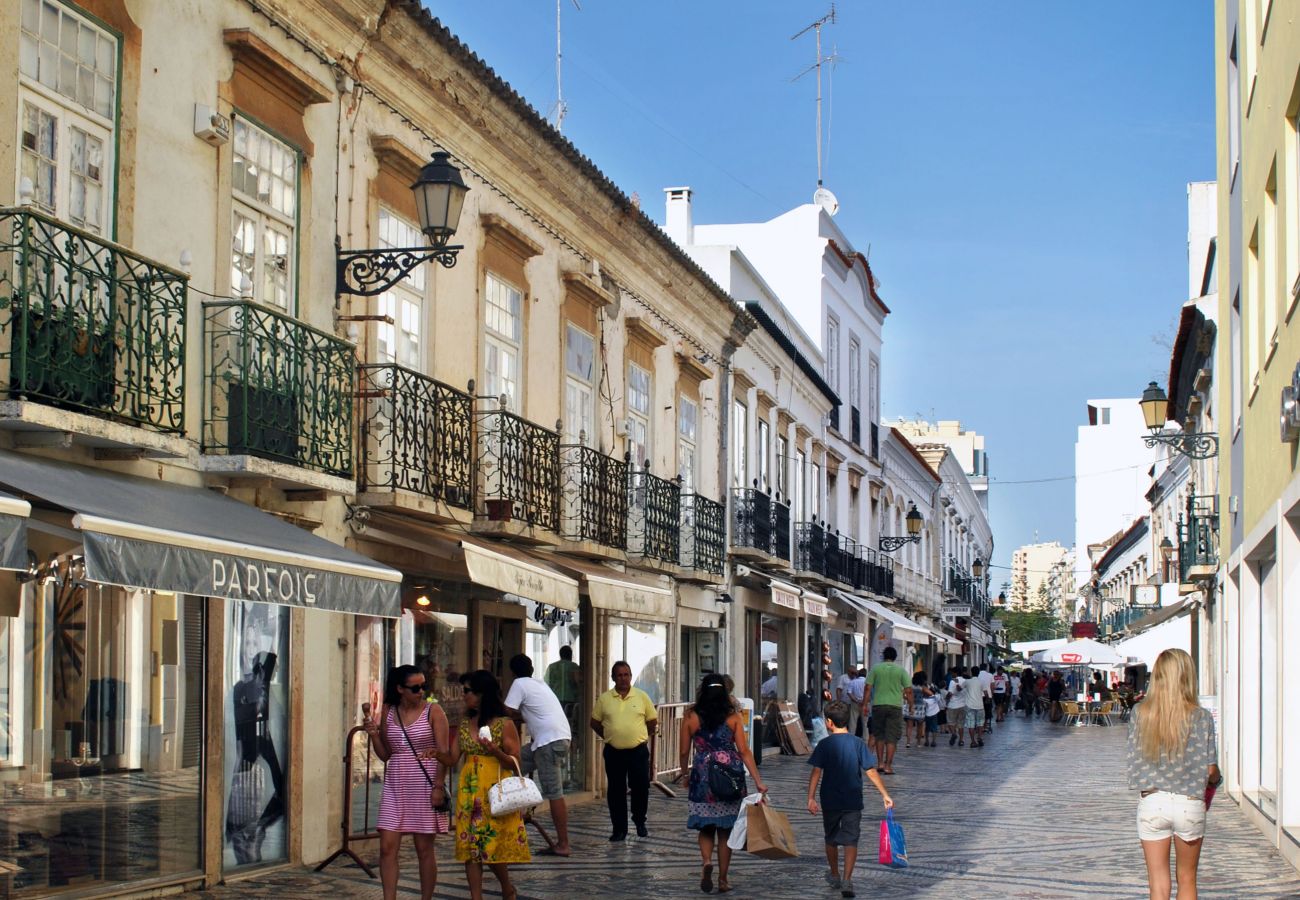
left=791, top=4, right=839, bottom=209
left=552, top=0, right=581, bottom=132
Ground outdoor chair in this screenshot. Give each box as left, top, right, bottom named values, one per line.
left=1097, top=701, right=1118, bottom=726
left=1060, top=700, right=1081, bottom=726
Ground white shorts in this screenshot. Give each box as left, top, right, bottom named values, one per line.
left=1137, top=791, right=1207, bottom=842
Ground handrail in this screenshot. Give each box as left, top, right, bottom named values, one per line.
left=314, top=705, right=383, bottom=878
left=648, top=701, right=692, bottom=798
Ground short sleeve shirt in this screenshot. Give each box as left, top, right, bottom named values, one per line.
left=962, top=676, right=985, bottom=709
left=808, top=732, right=878, bottom=811
left=866, top=662, right=909, bottom=708
left=1127, top=705, right=1218, bottom=796
left=946, top=677, right=966, bottom=709
left=592, top=687, right=657, bottom=749
left=504, top=676, right=572, bottom=749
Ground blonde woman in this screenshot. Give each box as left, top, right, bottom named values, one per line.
left=1127, top=649, right=1220, bottom=900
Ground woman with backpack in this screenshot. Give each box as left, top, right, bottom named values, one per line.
left=676, top=673, right=766, bottom=894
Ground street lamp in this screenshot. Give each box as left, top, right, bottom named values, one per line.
left=879, top=502, right=923, bottom=552
left=1138, top=382, right=1218, bottom=459
left=972, top=557, right=984, bottom=579
left=337, top=151, right=470, bottom=296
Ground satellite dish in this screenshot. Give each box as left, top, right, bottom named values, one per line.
left=813, top=186, right=839, bottom=216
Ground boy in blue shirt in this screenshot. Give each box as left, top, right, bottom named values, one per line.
left=807, top=701, right=894, bottom=898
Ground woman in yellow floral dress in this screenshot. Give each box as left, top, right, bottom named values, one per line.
left=433, top=669, right=529, bottom=900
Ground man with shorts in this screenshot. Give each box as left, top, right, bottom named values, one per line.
left=505, top=654, right=572, bottom=855
left=807, top=701, right=893, bottom=899
left=864, top=647, right=910, bottom=774
left=962, top=665, right=989, bottom=748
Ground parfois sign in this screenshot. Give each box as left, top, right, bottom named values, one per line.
left=212, top=557, right=318, bottom=605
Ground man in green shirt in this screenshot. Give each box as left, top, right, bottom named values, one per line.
left=864, top=647, right=910, bottom=775
left=545, top=645, right=581, bottom=726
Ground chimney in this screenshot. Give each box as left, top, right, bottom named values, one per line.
left=664, top=186, right=693, bottom=247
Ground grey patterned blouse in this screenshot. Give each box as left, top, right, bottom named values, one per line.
left=1126, top=705, right=1217, bottom=797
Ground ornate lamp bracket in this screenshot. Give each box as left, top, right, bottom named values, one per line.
left=1142, top=431, right=1219, bottom=460
left=336, top=244, right=463, bottom=297
left=879, top=535, right=920, bottom=553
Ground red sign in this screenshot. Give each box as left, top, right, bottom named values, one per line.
left=1060, top=652, right=1084, bottom=663
left=1071, top=622, right=1098, bottom=638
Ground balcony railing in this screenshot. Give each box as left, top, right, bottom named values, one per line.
left=850, top=406, right=861, bottom=446
left=559, top=443, right=628, bottom=549
left=203, top=300, right=354, bottom=476
left=681, top=493, right=726, bottom=575
left=477, top=407, right=560, bottom=531
left=870, top=422, right=879, bottom=459
left=1178, top=494, right=1218, bottom=583
left=795, top=521, right=828, bottom=575
left=358, top=364, right=472, bottom=508
left=732, top=486, right=773, bottom=556
left=0, top=208, right=186, bottom=432
left=772, top=495, right=791, bottom=562
left=628, top=465, right=680, bottom=564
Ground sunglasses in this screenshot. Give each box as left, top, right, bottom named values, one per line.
left=461, top=686, right=478, bottom=695
left=403, top=682, right=429, bottom=693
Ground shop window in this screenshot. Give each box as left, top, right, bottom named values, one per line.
left=483, top=271, right=523, bottom=410
left=607, top=619, right=667, bottom=704
left=231, top=118, right=297, bottom=311
left=375, top=207, right=424, bottom=370
left=525, top=601, right=583, bottom=792
left=0, top=573, right=203, bottom=896
left=412, top=600, right=470, bottom=730
left=223, top=600, right=289, bottom=870
left=17, top=0, right=117, bottom=234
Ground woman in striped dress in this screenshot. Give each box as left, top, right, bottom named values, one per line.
left=365, top=664, right=450, bottom=900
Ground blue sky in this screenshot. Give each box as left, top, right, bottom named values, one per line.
left=431, top=2, right=1216, bottom=575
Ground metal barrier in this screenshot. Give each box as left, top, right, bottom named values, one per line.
left=315, top=703, right=384, bottom=878
left=648, top=702, right=692, bottom=798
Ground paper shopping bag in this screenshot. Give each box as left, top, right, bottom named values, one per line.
left=745, top=802, right=799, bottom=859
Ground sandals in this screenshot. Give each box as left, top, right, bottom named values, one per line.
left=701, top=863, right=714, bottom=893
left=717, top=876, right=733, bottom=894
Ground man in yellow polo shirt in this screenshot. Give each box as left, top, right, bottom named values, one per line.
left=590, top=660, right=657, bottom=841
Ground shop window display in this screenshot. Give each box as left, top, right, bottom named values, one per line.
left=607, top=619, right=667, bottom=704
left=223, top=600, right=289, bottom=870
left=525, top=601, right=582, bottom=792
left=412, top=601, right=470, bottom=731
left=0, top=567, right=203, bottom=896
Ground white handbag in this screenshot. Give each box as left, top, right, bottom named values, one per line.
left=487, top=756, right=543, bottom=817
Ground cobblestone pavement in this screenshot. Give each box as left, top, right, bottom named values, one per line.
left=199, top=716, right=1300, bottom=899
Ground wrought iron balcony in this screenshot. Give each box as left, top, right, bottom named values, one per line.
left=627, top=464, right=680, bottom=564
left=772, top=494, right=792, bottom=562
left=358, top=364, right=473, bottom=509
left=1178, top=494, right=1218, bottom=584
left=203, top=300, right=353, bottom=476
left=795, top=520, right=829, bottom=576
left=559, top=443, right=628, bottom=549
left=732, top=486, right=773, bottom=556
left=0, top=207, right=186, bottom=431
left=477, top=407, right=560, bottom=532
left=850, top=405, right=862, bottom=446
left=681, top=493, right=726, bottom=575
left=864, top=550, right=895, bottom=598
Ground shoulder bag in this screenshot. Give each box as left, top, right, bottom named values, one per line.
left=397, top=705, right=449, bottom=812
left=487, top=754, right=543, bottom=817
left=707, top=751, right=746, bottom=801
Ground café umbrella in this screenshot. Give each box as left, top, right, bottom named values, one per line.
left=1030, top=638, right=1125, bottom=668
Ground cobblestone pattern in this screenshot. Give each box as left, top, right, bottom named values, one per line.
left=198, top=717, right=1300, bottom=898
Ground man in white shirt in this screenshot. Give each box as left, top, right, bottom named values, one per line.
left=945, top=669, right=966, bottom=746
left=977, top=663, right=996, bottom=734
left=845, top=668, right=867, bottom=737
left=963, top=666, right=990, bottom=748
left=506, top=654, right=573, bottom=855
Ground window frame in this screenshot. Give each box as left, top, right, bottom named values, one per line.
left=564, top=322, right=597, bottom=444
left=16, top=0, right=121, bottom=237
left=483, top=269, right=525, bottom=411
left=375, top=206, right=426, bottom=370
left=825, top=316, right=839, bottom=391
left=677, top=393, right=698, bottom=492
left=626, top=361, right=653, bottom=467
left=757, top=418, right=770, bottom=491
left=731, top=400, right=748, bottom=487
left=230, top=114, right=301, bottom=313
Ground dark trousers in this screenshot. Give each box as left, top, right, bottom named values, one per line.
left=603, top=743, right=650, bottom=835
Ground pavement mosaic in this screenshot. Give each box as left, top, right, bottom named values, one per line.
left=197, top=715, right=1300, bottom=899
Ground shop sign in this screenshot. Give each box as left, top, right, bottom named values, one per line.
left=988, top=618, right=1003, bottom=631
left=531, top=602, right=574, bottom=626
left=942, top=604, right=972, bottom=618
left=771, top=586, right=801, bottom=611
left=1130, top=585, right=1159, bottom=607
left=212, top=557, right=318, bottom=606
left=1071, top=621, right=1098, bottom=638
left=803, top=596, right=827, bottom=618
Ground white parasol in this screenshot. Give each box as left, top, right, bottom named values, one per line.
left=1029, top=637, right=1125, bottom=668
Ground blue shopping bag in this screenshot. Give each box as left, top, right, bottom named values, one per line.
left=877, top=809, right=907, bottom=869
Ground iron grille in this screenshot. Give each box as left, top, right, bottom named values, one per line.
left=1178, top=493, right=1218, bottom=583
left=477, top=408, right=560, bottom=531
left=559, top=444, right=628, bottom=548
left=795, top=521, right=828, bottom=576
left=203, top=300, right=354, bottom=476
left=772, top=496, right=792, bottom=561
left=731, top=487, right=773, bottom=555
left=681, top=493, right=726, bottom=574
left=850, top=406, right=862, bottom=446
left=628, top=465, right=680, bottom=563
left=870, top=422, right=879, bottom=459
left=0, top=207, right=186, bottom=431
left=358, top=364, right=473, bottom=509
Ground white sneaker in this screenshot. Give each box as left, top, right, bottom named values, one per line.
left=824, top=871, right=840, bottom=890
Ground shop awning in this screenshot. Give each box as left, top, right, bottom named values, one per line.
left=0, top=490, right=31, bottom=571
left=550, top=556, right=673, bottom=620
left=769, top=577, right=803, bottom=612
left=0, top=450, right=401, bottom=616
left=838, top=591, right=931, bottom=644
left=459, top=538, right=579, bottom=612
left=803, top=588, right=828, bottom=618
